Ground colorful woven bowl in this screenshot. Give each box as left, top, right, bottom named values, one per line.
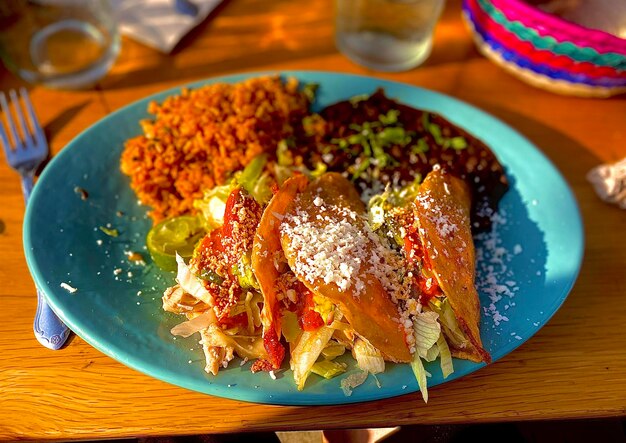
left=463, top=0, right=626, bottom=97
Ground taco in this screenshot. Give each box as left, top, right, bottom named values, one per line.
left=406, top=168, right=491, bottom=363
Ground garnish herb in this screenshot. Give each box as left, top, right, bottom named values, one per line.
left=422, top=112, right=468, bottom=151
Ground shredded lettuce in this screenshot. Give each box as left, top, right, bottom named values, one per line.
left=352, top=338, right=385, bottom=374
left=170, top=311, right=217, bottom=337
left=291, top=325, right=335, bottom=390
left=193, top=182, right=235, bottom=231
left=413, top=311, right=441, bottom=358
left=410, top=310, right=456, bottom=401
left=424, top=343, right=440, bottom=362
left=202, top=324, right=267, bottom=361
left=291, top=312, right=343, bottom=390
left=437, top=334, right=454, bottom=378
left=235, top=154, right=272, bottom=204
left=431, top=298, right=469, bottom=349
left=193, top=154, right=271, bottom=228
left=175, top=253, right=214, bottom=306
left=227, top=291, right=263, bottom=335
left=410, top=311, right=442, bottom=403
left=311, top=360, right=347, bottom=379
left=321, top=343, right=346, bottom=360
left=366, top=175, right=422, bottom=241
left=410, top=351, right=431, bottom=403
left=341, top=370, right=369, bottom=396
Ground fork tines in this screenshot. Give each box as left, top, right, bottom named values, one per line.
left=0, top=88, right=46, bottom=163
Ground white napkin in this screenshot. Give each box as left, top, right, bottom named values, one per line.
left=110, top=0, right=222, bottom=53
left=587, top=156, right=626, bottom=209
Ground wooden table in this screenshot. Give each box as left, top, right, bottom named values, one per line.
left=1, top=0, right=625, bottom=440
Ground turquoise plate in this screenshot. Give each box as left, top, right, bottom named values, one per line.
left=23, top=71, right=584, bottom=405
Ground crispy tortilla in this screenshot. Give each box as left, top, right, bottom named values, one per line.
left=414, top=169, right=491, bottom=364
left=252, top=174, right=309, bottom=368
left=280, top=173, right=412, bottom=363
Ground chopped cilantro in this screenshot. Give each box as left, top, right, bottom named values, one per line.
left=379, top=109, right=400, bottom=125
left=349, top=94, right=370, bottom=106
left=428, top=123, right=444, bottom=145
left=449, top=136, right=468, bottom=150
left=411, top=138, right=429, bottom=154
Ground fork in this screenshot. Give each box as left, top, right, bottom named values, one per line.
left=0, top=88, right=71, bottom=350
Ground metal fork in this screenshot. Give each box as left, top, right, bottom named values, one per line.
left=0, top=88, right=71, bottom=350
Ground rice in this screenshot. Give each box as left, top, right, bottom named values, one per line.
left=120, top=76, right=311, bottom=223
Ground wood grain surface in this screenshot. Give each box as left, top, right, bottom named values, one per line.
left=1, top=0, right=626, bottom=440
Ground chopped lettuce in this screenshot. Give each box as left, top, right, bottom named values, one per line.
left=175, top=253, right=214, bottom=306
left=290, top=323, right=337, bottom=390
left=202, top=324, right=267, bottom=361
left=321, top=343, right=346, bottom=360
left=341, top=370, right=369, bottom=396
left=311, top=360, right=347, bottom=379
left=424, top=343, right=440, bottom=362
left=193, top=182, right=235, bottom=231
left=352, top=338, right=385, bottom=375
left=170, top=311, right=217, bottom=338
left=413, top=311, right=441, bottom=358
left=235, top=154, right=272, bottom=205
left=410, top=351, right=431, bottom=403
left=193, top=154, right=271, bottom=229
left=410, top=311, right=448, bottom=403
left=366, top=175, right=422, bottom=239
left=228, top=292, right=263, bottom=334
left=431, top=298, right=469, bottom=349
left=437, top=334, right=454, bottom=379
left=302, top=83, right=319, bottom=103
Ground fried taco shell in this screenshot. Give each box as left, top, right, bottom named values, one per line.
left=414, top=169, right=491, bottom=364
left=280, top=173, right=412, bottom=363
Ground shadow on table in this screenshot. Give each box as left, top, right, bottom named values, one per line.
left=79, top=418, right=626, bottom=443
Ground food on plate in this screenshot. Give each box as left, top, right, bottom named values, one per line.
left=404, top=168, right=490, bottom=363
left=124, top=76, right=509, bottom=400
left=293, top=89, right=509, bottom=231
left=120, top=76, right=312, bottom=222
left=279, top=173, right=413, bottom=365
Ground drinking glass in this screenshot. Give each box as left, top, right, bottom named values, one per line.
left=335, top=0, right=445, bottom=72
left=0, top=0, right=120, bottom=89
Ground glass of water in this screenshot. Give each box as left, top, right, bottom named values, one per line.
left=335, top=0, right=445, bottom=72
left=0, top=0, right=120, bottom=89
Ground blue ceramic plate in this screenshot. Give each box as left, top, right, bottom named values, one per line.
left=23, top=71, right=583, bottom=405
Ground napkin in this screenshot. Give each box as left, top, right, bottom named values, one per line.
left=110, top=0, right=223, bottom=53
left=587, top=156, right=626, bottom=209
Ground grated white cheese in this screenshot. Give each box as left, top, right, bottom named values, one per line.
left=587, top=156, right=626, bottom=209
left=281, top=190, right=414, bottom=340
left=475, top=205, right=519, bottom=328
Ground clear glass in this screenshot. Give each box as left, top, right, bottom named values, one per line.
left=335, top=0, right=445, bottom=72
left=0, top=0, right=120, bottom=89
